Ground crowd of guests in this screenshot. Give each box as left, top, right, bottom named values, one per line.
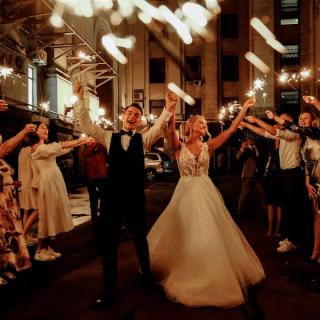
left=1, top=92, right=320, bottom=293
left=238, top=95, right=320, bottom=264
left=0, top=99, right=95, bottom=285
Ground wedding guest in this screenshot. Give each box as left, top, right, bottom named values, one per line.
left=83, top=139, right=108, bottom=240
left=0, top=124, right=37, bottom=285
left=28, top=122, right=91, bottom=262
left=242, top=114, right=303, bottom=253
left=236, top=138, right=264, bottom=215
left=18, top=145, right=39, bottom=245
left=266, top=106, right=320, bottom=263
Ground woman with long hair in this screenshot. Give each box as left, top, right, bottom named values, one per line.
left=27, top=121, right=91, bottom=261
left=147, top=97, right=265, bottom=308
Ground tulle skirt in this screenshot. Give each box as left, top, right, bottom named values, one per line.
left=148, top=175, right=265, bottom=307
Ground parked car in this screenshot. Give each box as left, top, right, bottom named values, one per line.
left=144, top=151, right=176, bottom=181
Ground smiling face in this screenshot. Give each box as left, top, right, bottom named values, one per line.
left=36, top=123, right=49, bottom=141
left=299, top=112, right=313, bottom=127
left=122, top=106, right=142, bottom=131
left=186, top=115, right=208, bottom=137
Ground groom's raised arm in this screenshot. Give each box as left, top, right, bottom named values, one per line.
left=74, top=84, right=112, bottom=150
left=143, top=92, right=178, bottom=151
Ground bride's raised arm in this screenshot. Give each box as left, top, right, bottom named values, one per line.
left=207, top=97, right=256, bottom=151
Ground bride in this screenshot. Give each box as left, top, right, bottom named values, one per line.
left=147, top=96, right=265, bottom=308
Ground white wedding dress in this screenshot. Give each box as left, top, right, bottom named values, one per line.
left=148, top=143, right=265, bottom=308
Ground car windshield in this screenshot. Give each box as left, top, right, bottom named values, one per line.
left=160, top=153, right=171, bottom=162
left=146, top=154, right=159, bottom=160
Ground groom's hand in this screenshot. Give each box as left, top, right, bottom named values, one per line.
left=165, top=91, right=178, bottom=113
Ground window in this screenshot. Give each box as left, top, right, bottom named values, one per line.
left=28, top=65, right=37, bottom=110
left=185, top=99, right=201, bottom=120
left=185, top=56, right=201, bottom=81
left=280, top=90, right=300, bottom=115
left=221, top=56, right=239, bottom=81
left=280, top=0, right=299, bottom=25
left=280, top=44, right=299, bottom=66
left=149, top=58, right=165, bottom=83
left=221, top=14, right=239, bottom=38
left=150, top=100, right=165, bottom=117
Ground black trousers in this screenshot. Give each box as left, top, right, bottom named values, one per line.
left=100, top=191, right=150, bottom=295
left=87, top=178, right=108, bottom=240
left=281, top=167, right=305, bottom=244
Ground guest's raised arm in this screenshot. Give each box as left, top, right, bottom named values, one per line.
left=0, top=124, right=36, bottom=159
left=303, top=96, right=320, bottom=112
left=266, top=110, right=320, bottom=140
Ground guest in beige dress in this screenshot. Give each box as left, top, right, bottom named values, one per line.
left=28, top=122, right=91, bottom=262
left=18, top=146, right=39, bottom=245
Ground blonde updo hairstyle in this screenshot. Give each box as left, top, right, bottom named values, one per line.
left=183, top=115, right=211, bottom=142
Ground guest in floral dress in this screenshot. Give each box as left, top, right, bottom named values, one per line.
left=0, top=135, right=32, bottom=285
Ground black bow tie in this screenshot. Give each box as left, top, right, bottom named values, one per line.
left=120, top=129, right=133, bottom=137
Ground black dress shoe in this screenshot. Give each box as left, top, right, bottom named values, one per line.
left=92, top=292, right=117, bottom=309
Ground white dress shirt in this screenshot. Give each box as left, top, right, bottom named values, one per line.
left=74, top=100, right=172, bottom=153
left=264, top=128, right=302, bottom=170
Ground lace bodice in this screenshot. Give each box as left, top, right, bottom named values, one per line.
left=177, top=143, right=210, bottom=176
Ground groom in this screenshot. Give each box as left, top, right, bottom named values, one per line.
left=74, top=83, right=178, bottom=308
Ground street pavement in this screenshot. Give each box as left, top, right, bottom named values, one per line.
left=0, top=174, right=320, bottom=320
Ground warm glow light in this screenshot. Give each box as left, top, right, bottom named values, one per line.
left=167, top=82, right=195, bottom=105
left=250, top=17, right=275, bottom=41
left=50, top=13, right=64, bottom=28
left=182, top=2, right=210, bottom=28
left=266, top=38, right=288, bottom=54
left=245, top=52, right=270, bottom=74
left=158, top=5, right=192, bottom=45
left=102, top=34, right=128, bottom=64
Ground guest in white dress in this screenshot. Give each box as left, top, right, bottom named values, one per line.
left=28, top=122, right=91, bottom=262
left=148, top=96, right=265, bottom=308
left=18, top=146, right=39, bottom=244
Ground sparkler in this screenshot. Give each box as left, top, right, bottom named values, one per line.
left=40, top=101, right=50, bottom=112
left=0, top=64, right=21, bottom=99
left=246, top=78, right=267, bottom=100
left=218, top=101, right=242, bottom=125
left=278, top=68, right=312, bottom=85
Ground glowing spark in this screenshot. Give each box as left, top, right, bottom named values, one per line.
left=0, top=66, right=14, bottom=79
left=40, top=101, right=50, bottom=112
left=79, top=51, right=94, bottom=62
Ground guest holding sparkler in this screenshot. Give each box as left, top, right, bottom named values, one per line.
left=236, top=138, right=265, bottom=216
left=265, top=107, right=320, bottom=263
left=28, top=122, right=92, bottom=262
left=240, top=120, right=283, bottom=237
left=241, top=113, right=303, bottom=253
left=0, top=124, right=36, bottom=285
